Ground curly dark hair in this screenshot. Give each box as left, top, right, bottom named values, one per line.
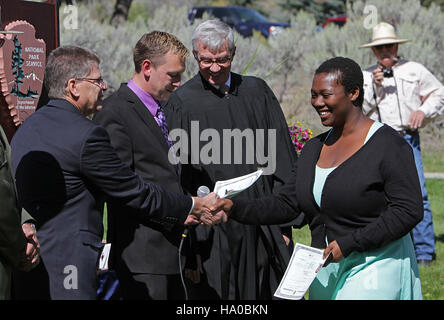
left=315, top=57, right=364, bottom=108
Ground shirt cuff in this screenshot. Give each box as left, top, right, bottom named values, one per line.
left=188, top=197, right=194, bottom=214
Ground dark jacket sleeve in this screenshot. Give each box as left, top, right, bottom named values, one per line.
left=0, top=135, right=27, bottom=268
left=80, top=125, right=193, bottom=226
left=335, top=132, right=423, bottom=257
left=230, top=162, right=302, bottom=225
left=260, top=79, right=305, bottom=228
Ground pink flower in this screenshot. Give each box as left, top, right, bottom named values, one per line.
left=288, top=124, right=312, bottom=155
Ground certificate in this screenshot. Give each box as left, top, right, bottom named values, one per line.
left=213, top=169, right=263, bottom=199
left=274, top=243, right=332, bottom=300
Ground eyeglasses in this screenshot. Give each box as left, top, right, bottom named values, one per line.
left=76, top=77, right=106, bottom=88
left=196, top=56, right=232, bottom=68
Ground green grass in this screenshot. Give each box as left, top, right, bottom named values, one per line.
left=422, top=153, right=444, bottom=172
left=418, top=148, right=444, bottom=299
left=292, top=224, right=311, bottom=247
left=418, top=178, right=444, bottom=300
left=422, top=134, right=444, bottom=173
left=423, top=152, right=444, bottom=173
left=291, top=178, right=444, bottom=300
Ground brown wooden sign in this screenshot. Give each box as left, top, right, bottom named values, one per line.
left=0, top=0, right=58, bottom=143
left=1, top=21, right=46, bottom=126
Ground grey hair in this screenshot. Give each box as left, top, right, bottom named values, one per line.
left=191, top=19, right=235, bottom=54
left=44, top=45, right=100, bottom=99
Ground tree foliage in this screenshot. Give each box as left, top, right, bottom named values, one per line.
left=421, top=0, right=444, bottom=9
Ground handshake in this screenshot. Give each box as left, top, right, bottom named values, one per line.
left=19, top=223, right=41, bottom=272
left=185, top=193, right=234, bottom=226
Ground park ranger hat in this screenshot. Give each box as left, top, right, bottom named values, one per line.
left=360, top=22, right=409, bottom=48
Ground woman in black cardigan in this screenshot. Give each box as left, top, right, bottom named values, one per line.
left=216, top=57, right=423, bottom=299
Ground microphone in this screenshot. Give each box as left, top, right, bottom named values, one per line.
left=197, top=185, right=210, bottom=198
left=179, top=185, right=211, bottom=300
left=182, top=186, right=210, bottom=238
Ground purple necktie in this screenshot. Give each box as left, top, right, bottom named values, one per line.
left=156, top=105, right=172, bottom=148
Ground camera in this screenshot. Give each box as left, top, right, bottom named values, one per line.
left=382, top=67, right=393, bottom=78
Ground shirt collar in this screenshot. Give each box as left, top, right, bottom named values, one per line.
left=210, top=73, right=231, bottom=90
left=126, top=78, right=159, bottom=117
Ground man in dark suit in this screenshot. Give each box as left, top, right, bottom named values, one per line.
left=93, top=31, right=194, bottom=299
left=11, top=45, right=224, bottom=300
left=0, top=125, right=40, bottom=299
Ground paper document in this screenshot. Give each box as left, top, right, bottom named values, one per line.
left=213, top=169, right=263, bottom=198
left=274, top=243, right=332, bottom=300
left=98, top=243, right=111, bottom=270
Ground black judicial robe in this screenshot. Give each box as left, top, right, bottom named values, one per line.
left=165, top=72, right=301, bottom=299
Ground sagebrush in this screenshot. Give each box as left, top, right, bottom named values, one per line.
left=60, top=0, right=444, bottom=137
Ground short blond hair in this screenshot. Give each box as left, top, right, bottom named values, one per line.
left=133, top=31, right=189, bottom=72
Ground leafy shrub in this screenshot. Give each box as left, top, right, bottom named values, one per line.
left=60, top=0, right=444, bottom=138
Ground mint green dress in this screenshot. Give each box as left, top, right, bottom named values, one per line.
left=309, top=121, right=422, bottom=300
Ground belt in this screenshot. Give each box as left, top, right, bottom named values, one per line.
left=398, top=129, right=418, bottom=136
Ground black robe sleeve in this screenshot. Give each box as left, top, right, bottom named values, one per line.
left=258, top=79, right=306, bottom=228
left=231, top=162, right=302, bottom=225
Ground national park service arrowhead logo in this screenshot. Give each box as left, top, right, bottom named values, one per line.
left=0, top=20, right=46, bottom=126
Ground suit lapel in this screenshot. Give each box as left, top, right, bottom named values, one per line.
left=118, top=85, right=180, bottom=175
left=119, top=85, right=170, bottom=153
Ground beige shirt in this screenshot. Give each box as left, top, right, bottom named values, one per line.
left=362, top=60, right=444, bottom=131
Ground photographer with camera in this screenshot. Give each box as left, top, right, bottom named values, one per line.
left=361, top=22, right=444, bottom=267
